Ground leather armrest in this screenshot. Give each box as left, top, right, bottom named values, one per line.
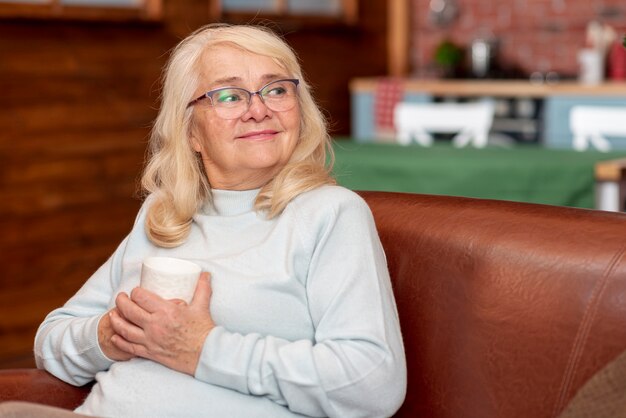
left=0, top=369, right=91, bottom=410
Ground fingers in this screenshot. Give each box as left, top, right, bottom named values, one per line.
left=110, top=333, right=148, bottom=358
left=107, top=308, right=149, bottom=359
left=107, top=272, right=214, bottom=373
left=109, top=309, right=145, bottom=344
left=98, top=310, right=135, bottom=361
left=129, top=287, right=167, bottom=314
left=115, top=292, right=151, bottom=327
left=191, top=272, right=212, bottom=309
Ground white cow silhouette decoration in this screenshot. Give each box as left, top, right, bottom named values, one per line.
left=394, top=101, right=495, bottom=148
left=570, top=106, right=626, bottom=152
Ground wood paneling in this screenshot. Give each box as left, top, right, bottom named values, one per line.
left=0, top=13, right=183, bottom=369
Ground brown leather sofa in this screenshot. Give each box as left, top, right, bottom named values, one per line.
left=1, top=191, right=626, bottom=417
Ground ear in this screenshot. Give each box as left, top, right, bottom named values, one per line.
left=190, top=135, right=203, bottom=153
left=188, top=120, right=203, bottom=153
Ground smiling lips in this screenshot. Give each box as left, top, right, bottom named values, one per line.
left=237, top=130, right=279, bottom=141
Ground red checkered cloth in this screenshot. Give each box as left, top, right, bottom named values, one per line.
left=374, top=78, right=405, bottom=136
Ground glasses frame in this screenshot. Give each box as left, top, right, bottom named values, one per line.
left=187, top=78, right=300, bottom=116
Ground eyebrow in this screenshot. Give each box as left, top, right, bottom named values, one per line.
left=208, top=73, right=289, bottom=90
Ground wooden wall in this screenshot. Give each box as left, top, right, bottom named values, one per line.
left=0, top=18, right=182, bottom=368
left=0, top=1, right=387, bottom=368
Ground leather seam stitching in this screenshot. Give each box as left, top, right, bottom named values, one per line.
left=551, top=243, right=626, bottom=417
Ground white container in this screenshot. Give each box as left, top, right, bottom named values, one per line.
left=578, top=49, right=605, bottom=85
left=140, top=257, right=202, bottom=304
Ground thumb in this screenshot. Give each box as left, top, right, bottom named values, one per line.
left=191, top=272, right=211, bottom=309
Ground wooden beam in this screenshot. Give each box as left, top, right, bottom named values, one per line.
left=342, top=0, right=358, bottom=25
left=143, top=0, right=162, bottom=20
left=275, top=0, right=287, bottom=14
left=208, top=0, right=221, bottom=21
left=387, top=0, right=410, bottom=77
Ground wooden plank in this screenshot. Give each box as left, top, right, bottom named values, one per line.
left=0, top=202, right=140, bottom=246
left=2, top=240, right=131, bottom=290
left=595, top=158, right=626, bottom=182
left=349, top=78, right=626, bottom=97
left=0, top=242, right=128, bottom=366
left=0, top=128, right=149, bottom=158
left=0, top=76, right=159, bottom=105
left=0, top=181, right=140, bottom=217
left=0, top=101, right=156, bottom=135
left=1, top=153, right=143, bottom=186
left=387, top=0, right=409, bottom=77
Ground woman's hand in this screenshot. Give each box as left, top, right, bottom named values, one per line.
left=109, top=272, right=215, bottom=376
left=98, top=308, right=136, bottom=362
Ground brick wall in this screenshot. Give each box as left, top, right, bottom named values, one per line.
left=412, top=0, right=626, bottom=79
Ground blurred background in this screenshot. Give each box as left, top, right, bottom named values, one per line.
left=0, top=0, right=625, bottom=369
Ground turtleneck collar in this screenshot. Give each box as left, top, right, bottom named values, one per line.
left=204, top=188, right=261, bottom=216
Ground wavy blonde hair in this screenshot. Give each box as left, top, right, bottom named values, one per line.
left=141, top=24, right=335, bottom=248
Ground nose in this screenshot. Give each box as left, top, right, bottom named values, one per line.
left=242, top=93, right=272, bottom=121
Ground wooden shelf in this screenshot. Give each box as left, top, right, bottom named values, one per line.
left=350, top=78, right=626, bottom=98
left=596, top=158, right=626, bottom=182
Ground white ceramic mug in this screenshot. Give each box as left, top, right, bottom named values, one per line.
left=140, top=257, right=202, bottom=304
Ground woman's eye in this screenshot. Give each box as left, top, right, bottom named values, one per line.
left=265, top=86, right=287, bottom=97
left=215, top=91, right=243, bottom=103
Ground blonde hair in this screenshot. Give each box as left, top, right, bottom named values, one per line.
left=141, top=24, right=335, bottom=247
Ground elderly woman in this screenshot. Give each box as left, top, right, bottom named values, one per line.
left=7, top=24, right=406, bottom=417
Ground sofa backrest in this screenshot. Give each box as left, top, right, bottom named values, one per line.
left=359, top=191, right=626, bottom=418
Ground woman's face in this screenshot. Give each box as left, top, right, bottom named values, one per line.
left=189, top=44, right=301, bottom=190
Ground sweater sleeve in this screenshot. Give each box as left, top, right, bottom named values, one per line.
left=34, top=243, right=124, bottom=386
left=34, top=202, right=149, bottom=386
left=194, top=191, right=407, bottom=418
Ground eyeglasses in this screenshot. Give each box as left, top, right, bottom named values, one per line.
left=187, top=78, right=300, bottom=119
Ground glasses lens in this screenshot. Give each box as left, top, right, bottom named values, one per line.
left=260, top=80, right=298, bottom=112
left=210, top=88, right=248, bottom=119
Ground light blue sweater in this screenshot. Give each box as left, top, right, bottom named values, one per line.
left=35, top=185, right=406, bottom=418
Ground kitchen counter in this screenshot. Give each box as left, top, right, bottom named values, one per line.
left=350, top=77, right=626, bottom=97
left=350, top=77, right=626, bottom=149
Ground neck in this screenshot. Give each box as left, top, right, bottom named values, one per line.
left=206, top=167, right=280, bottom=191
